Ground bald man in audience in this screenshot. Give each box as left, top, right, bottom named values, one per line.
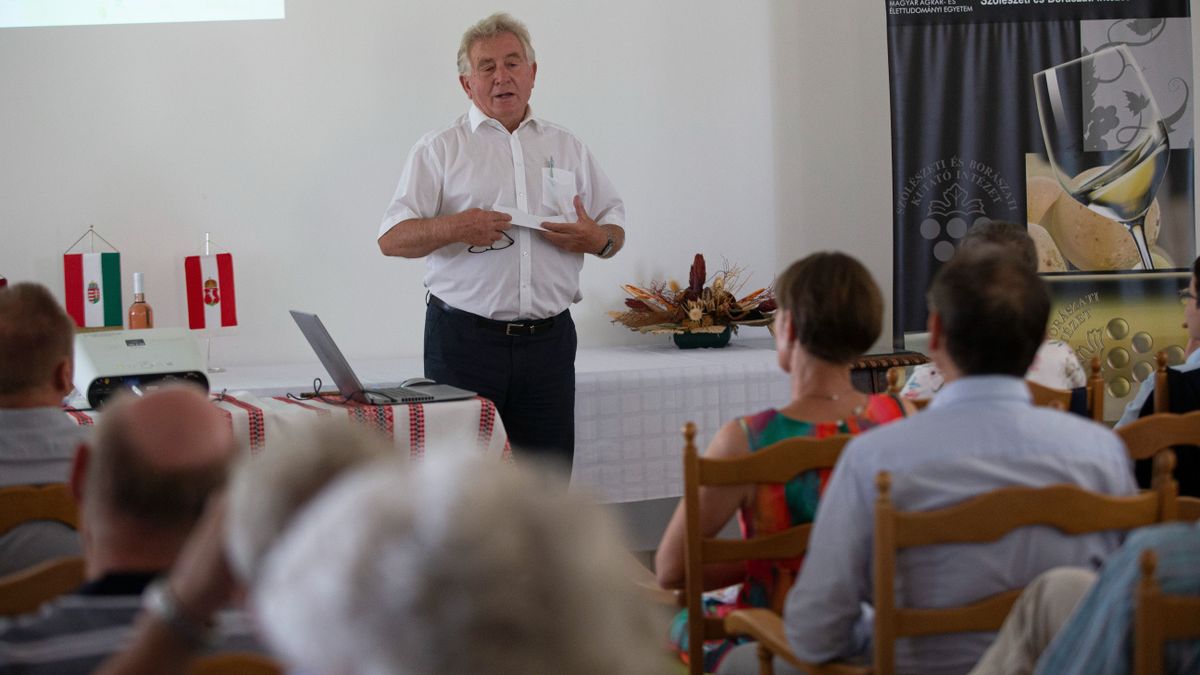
left=719, top=248, right=1137, bottom=675
left=0, top=388, right=257, bottom=674
left=0, top=282, right=90, bottom=575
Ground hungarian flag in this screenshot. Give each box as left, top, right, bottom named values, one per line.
left=184, top=253, right=237, bottom=330
left=63, top=252, right=122, bottom=328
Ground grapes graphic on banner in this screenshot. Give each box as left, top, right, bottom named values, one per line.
left=184, top=252, right=238, bottom=330
left=62, top=227, right=122, bottom=329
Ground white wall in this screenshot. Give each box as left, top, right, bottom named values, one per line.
left=2, top=2, right=1195, bottom=367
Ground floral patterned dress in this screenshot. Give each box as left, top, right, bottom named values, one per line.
left=668, top=394, right=908, bottom=671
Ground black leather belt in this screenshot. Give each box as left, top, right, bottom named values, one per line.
left=428, top=294, right=559, bottom=336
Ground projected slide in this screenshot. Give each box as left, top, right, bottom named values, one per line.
left=0, top=0, right=284, bottom=28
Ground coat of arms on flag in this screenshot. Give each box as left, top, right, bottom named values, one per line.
left=185, top=253, right=237, bottom=330
left=63, top=252, right=123, bottom=328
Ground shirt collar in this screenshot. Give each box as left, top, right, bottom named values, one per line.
left=1186, top=348, right=1200, bottom=367
left=467, top=103, right=539, bottom=133
left=928, top=375, right=1032, bottom=411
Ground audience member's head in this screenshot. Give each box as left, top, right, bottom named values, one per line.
left=256, top=456, right=661, bottom=675
left=225, top=421, right=391, bottom=584
left=927, top=246, right=1050, bottom=378
left=72, top=387, right=236, bottom=578
left=774, top=251, right=882, bottom=365
left=0, top=282, right=75, bottom=407
left=958, top=220, right=1038, bottom=273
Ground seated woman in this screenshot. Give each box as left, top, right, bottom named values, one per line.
left=654, top=251, right=911, bottom=672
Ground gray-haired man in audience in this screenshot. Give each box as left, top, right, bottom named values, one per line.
left=0, top=282, right=90, bottom=575
left=0, top=387, right=256, bottom=673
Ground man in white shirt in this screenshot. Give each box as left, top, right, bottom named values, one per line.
left=378, top=12, right=625, bottom=472
left=0, top=282, right=89, bottom=575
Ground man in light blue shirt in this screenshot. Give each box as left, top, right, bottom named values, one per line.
left=1115, top=256, right=1200, bottom=428
left=718, top=247, right=1138, bottom=675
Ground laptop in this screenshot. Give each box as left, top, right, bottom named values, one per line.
left=289, top=310, right=476, bottom=405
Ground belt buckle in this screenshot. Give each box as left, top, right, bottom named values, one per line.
left=506, top=323, right=524, bottom=336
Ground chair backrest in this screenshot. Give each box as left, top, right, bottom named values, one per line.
left=0, top=555, right=86, bottom=615
left=1027, top=381, right=1071, bottom=411
left=871, top=455, right=1178, bottom=675
left=0, top=484, right=79, bottom=536
left=1118, top=411, right=1200, bottom=461
left=1134, top=549, right=1200, bottom=675
left=1088, top=356, right=1105, bottom=422
left=187, top=652, right=284, bottom=675
left=682, top=421, right=850, bottom=675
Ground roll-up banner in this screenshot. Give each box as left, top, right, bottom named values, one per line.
left=886, top=0, right=1194, bottom=419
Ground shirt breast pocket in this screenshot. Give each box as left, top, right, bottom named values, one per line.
left=542, top=168, right=576, bottom=217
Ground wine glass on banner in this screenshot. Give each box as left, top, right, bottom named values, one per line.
left=1034, top=45, right=1169, bottom=270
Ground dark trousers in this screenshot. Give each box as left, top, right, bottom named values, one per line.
left=424, top=299, right=576, bottom=473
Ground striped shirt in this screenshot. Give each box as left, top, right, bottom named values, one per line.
left=0, top=572, right=261, bottom=674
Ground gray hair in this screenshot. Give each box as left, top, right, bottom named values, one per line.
left=457, top=12, right=536, bottom=76
left=256, top=455, right=664, bottom=675
left=225, top=420, right=391, bottom=583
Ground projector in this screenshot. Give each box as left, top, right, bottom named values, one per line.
left=73, top=327, right=208, bottom=409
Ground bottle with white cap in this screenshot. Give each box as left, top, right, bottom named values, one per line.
left=128, top=272, right=154, bottom=329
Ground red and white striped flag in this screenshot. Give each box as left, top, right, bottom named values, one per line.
left=63, top=253, right=123, bottom=328
left=0, top=275, right=7, bottom=289
left=184, top=253, right=238, bottom=330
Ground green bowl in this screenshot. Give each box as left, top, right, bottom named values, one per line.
left=672, top=326, right=733, bottom=349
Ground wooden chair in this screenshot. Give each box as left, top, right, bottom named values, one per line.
left=1118, top=410, right=1200, bottom=518
left=724, top=454, right=1178, bottom=675
left=0, top=483, right=79, bottom=535
left=1086, top=356, right=1105, bottom=422
left=681, top=421, right=851, bottom=675
left=1134, top=549, right=1200, bottom=675
left=1118, top=411, right=1200, bottom=462
left=187, top=652, right=284, bottom=675
left=0, top=556, right=86, bottom=615
left=1027, top=381, right=1071, bottom=410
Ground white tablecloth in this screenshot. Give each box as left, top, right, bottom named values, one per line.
left=66, top=392, right=510, bottom=463
left=190, top=337, right=787, bottom=503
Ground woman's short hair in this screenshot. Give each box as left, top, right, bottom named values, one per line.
left=256, top=456, right=662, bottom=675
left=457, top=12, right=536, bottom=76
left=775, top=252, right=882, bottom=364
left=225, top=421, right=391, bottom=583
left=0, top=282, right=74, bottom=396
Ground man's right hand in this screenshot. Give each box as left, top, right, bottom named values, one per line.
left=455, top=208, right=513, bottom=247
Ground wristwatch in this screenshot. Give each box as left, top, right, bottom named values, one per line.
left=596, top=231, right=615, bottom=258
left=142, top=578, right=214, bottom=649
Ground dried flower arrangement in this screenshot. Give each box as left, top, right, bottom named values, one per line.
left=609, top=254, right=776, bottom=335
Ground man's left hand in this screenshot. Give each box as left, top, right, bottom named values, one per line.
left=541, top=196, right=607, bottom=254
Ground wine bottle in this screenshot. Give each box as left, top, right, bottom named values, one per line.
left=128, top=272, right=154, bottom=329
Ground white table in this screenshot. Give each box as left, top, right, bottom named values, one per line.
left=202, top=337, right=789, bottom=503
